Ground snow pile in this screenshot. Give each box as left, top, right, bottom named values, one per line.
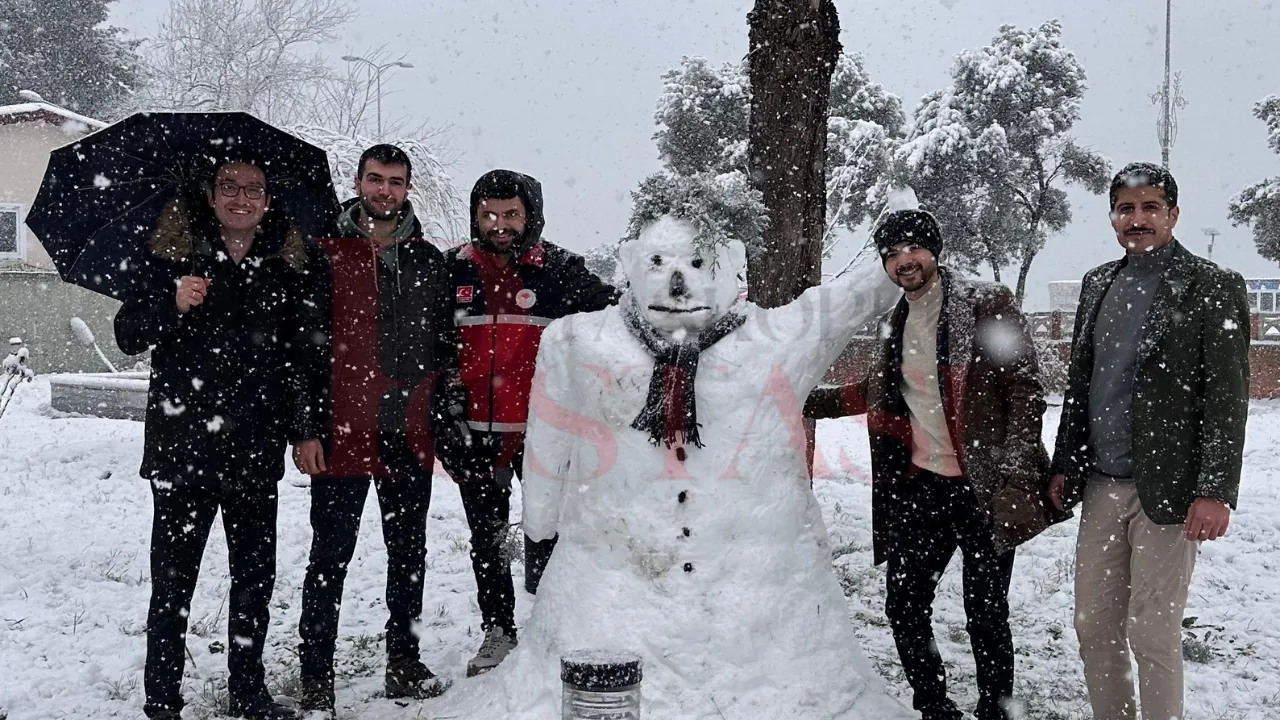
left=2, top=386, right=1279, bottom=718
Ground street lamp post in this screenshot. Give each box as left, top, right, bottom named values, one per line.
left=1202, top=227, right=1221, bottom=261
left=1151, top=0, right=1187, bottom=169
left=341, top=55, right=414, bottom=138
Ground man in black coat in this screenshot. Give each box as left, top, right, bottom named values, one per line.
left=296, top=145, right=456, bottom=714
left=116, top=159, right=330, bottom=720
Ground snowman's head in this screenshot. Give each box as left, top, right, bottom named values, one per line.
left=620, top=215, right=746, bottom=339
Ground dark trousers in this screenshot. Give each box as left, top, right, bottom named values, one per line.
left=884, top=470, right=1016, bottom=720
left=298, top=471, right=431, bottom=680
left=144, top=480, right=278, bottom=717
left=452, top=431, right=557, bottom=636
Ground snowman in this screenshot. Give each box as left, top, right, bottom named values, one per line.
left=430, top=186, right=910, bottom=719
left=1, top=337, right=33, bottom=379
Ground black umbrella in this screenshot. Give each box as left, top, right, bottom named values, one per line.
left=25, top=111, right=339, bottom=299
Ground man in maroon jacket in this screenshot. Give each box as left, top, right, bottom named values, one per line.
left=295, top=145, right=455, bottom=715
left=437, top=169, right=618, bottom=677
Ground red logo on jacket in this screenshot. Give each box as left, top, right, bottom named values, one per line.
left=456, top=286, right=474, bottom=303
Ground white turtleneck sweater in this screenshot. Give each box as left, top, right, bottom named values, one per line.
left=900, top=277, right=963, bottom=477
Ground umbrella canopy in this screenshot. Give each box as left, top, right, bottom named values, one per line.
left=25, top=111, right=339, bottom=299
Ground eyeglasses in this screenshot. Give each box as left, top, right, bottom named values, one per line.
left=215, top=181, right=266, bottom=200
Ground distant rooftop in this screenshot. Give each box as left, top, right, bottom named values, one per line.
left=0, top=102, right=106, bottom=131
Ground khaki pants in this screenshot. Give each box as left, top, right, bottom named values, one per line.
left=1074, top=479, right=1198, bottom=720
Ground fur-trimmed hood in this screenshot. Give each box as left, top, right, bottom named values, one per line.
left=149, top=198, right=308, bottom=271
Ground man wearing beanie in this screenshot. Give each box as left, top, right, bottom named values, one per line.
left=805, top=191, right=1061, bottom=720
left=435, top=169, right=619, bottom=677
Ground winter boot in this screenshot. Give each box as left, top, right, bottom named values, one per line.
left=229, top=693, right=297, bottom=720
left=919, top=707, right=965, bottom=720
left=386, top=657, right=452, bottom=699
left=465, top=628, right=518, bottom=677
left=523, top=534, right=557, bottom=594
left=296, top=675, right=335, bottom=717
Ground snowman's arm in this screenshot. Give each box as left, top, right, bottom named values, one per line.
left=762, top=254, right=900, bottom=389
left=522, top=320, right=580, bottom=543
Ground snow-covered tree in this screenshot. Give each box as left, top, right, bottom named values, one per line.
left=137, top=0, right=352, bottom=125
left=889, top=20, right=1110, bottom=304
left=823, top=54, right=906, bottom=252
left=653, top=57, right=750, bottom=177
left=1229, top=96, right=1280, bottom=262
left=644, top=52, right=903, bottom=262
left=582, top=243, right=622, bottom=286
left=0, top=0, right=142, bottom=117
left=290, top=125, right=467, bottom=243
left=827, top=53, right=905, bottom=133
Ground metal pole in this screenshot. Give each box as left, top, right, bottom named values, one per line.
left=1202, top=227, right=1221, bottom=261
left=1161, top=0, right=1172, bottom=168
left=341, top=56, right=412, bottom=139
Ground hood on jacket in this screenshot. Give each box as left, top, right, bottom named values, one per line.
left=469, top=169, right=545, bottom=256
left=149, top=197, right=306, bottom=271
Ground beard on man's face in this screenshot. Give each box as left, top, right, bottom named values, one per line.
left=483, top=227, right=524, bottom=252
left=361, top=195, right=403, bottom=222
left=893, top=260, right=933, bottom=292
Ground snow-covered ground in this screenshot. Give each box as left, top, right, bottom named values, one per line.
left=1, top=378, right=1277, bottom=719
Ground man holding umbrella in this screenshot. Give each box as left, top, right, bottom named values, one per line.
left=27, top=113, right=337, bottom=720
left=115, top=156, right=330, bottom=720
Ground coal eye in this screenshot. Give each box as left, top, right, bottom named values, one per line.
left=650, top=255, right=663, bottom=267
left=691, top=258, right=704, bottom=269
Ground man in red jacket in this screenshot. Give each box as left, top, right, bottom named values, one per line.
left=437, top=169, right=618, bottom=677
left=295, top=145, right=455, bottom=715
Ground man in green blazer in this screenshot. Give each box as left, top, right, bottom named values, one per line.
left=1049, top=162, right=1250, bottom=720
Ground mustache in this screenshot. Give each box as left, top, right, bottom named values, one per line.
left=896, top=264, right=923, bottom=276
left=1124, top=226, right=1155, bottom=235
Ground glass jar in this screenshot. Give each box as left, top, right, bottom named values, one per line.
left=561, top=649, right=643, bottom=720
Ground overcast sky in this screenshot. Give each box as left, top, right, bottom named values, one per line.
left=110, top=0, right=1280, bottom=309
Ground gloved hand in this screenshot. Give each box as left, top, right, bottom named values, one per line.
left=493, top=466, right=514, bottom=491
left=438, top=369, right=472, bottom=443
left=432, top=370, right=483, bottom=481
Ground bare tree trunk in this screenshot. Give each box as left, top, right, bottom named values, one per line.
left=746, top=0, right=841, bottom=309
left=1015, top=251, right=1035, bottom=307
left=747, top=0, right=841, bottom=472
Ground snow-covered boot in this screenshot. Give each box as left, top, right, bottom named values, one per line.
left=465, top=628, right=518, bottom=677
left=386, top=657, right=451, bottom=699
